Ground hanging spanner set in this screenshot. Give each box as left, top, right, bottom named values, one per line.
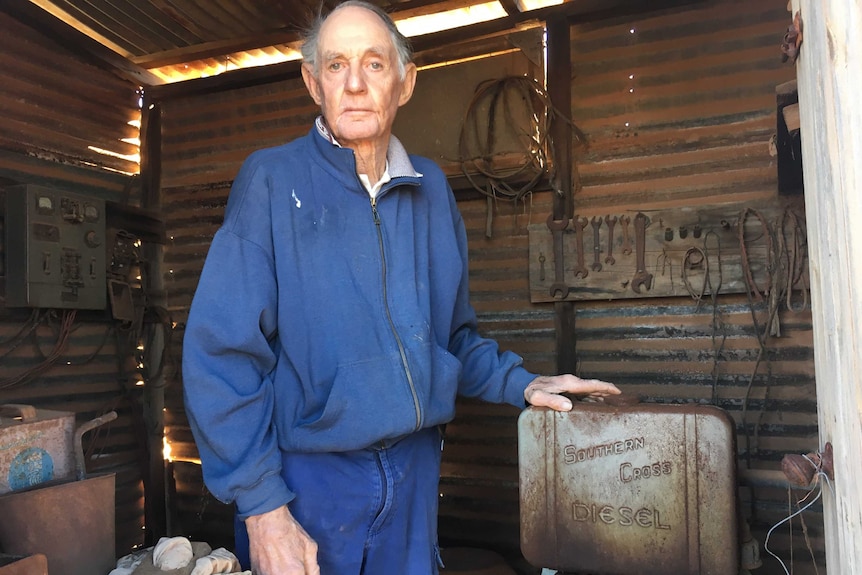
left=527, top=198, right=807, bottom=303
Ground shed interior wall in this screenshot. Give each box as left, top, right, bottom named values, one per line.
left=161, top=2, right=822, bottom=573
left=0, top=0, right=816, bottom=573
left=0, top=11, right=150, bottom=558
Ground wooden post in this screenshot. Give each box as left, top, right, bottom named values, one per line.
left=139, top=94, right=167, bottom=543
left=546, top=14, right=578, bottom=376
left=791, top=0, right=862, bottom=571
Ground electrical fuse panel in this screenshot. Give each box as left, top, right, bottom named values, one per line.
left=4, top=184, right=107, bottom=310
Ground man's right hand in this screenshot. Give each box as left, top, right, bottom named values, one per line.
left=245, top=505, right=319, bottom=575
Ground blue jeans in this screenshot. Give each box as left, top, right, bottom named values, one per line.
left=234, top=426, right=444, bottom=574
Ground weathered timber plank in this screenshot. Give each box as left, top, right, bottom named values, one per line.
left=528, top=198, right=806, bottom=302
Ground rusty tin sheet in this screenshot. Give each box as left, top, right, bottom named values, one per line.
left=0, top=406, right=75, bottom=495
left=518, top=402, right=738, bottom=574
left=0, top=473, right=115, bottom=575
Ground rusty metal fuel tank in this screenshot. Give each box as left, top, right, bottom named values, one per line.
left=518, top=398, right=738, bottom=574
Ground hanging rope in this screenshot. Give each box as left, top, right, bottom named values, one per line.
left=779, top=208, right=809, bottom=313
left=738, top=207, right=774, bottom=304
left=681, top=247, right=709, bottom=307
left=457, top=75, right=586, bottom=204
left=703, top=231, right=727, bottom=405
left=738, top=205, right=810, bottom=464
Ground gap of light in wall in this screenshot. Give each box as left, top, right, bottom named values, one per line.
left=396, top=2, right=507, bottom=37
left=87, top=146, right=139, bottom=164
left=417, top=48, right=520, bottom=71
left=87, top=145, right=139, bottom=176
left=149, top=2, right=511, bottom=83
left=515, top=0, right=564, bottom=10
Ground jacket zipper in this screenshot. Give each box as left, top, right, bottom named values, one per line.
left=371, top=196, right=422, bottom=431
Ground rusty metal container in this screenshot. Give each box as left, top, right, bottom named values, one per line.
left=0, top=473, right=116, bottom=575
left=0, top=554, right=48, bottom=575
left=0, top=405, right=75, bottom=495
left=518, top=399, right=738, bottom=574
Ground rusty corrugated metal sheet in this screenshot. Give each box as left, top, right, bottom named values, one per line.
left=441, top=2, right=822, bottom=573
left=20, top=0, right=533, bottom=83
left=574, top=296, right=820, bottom=568
left=160, top=78, right=314, bottom=190
left=0, top=11, right=147, bottom=558
left=513, top=0, right=819, bottom=572
left=570, top=0, right=793, bottom=210
left=168, top=460, right=234, bottom=549
left=0, top=13, right=141, bottom=179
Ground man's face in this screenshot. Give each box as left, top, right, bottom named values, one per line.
left=302, top=6, right=416, bottom=150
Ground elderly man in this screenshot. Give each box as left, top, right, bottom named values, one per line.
left=182, top=2, right=620, bottom=574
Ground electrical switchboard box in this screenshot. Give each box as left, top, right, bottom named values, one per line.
left=4, top=184, right=107, bottom=310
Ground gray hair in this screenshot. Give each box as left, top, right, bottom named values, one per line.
left=300, top=1, right=414, bottom=80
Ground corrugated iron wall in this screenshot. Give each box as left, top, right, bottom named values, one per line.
left=441, top=1, right=821, bottom=574
left=569, top=0, right=818, bottom=573
left=0, top=11, right=148, bottom=557
left=159, top=76, right=317, bottom=546
left=0, top=13, right=141, bottom=187
left=160, top=1, right=823, bottom=573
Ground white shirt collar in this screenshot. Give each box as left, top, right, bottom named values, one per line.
left=359, top=165, right=391, bottom=199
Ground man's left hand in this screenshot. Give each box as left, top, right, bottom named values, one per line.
left=524, top=375, right=621, bottom=412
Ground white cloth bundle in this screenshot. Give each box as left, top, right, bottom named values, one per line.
left=189, top=548, right=242, bottom=575
left=109, top=537, right=247, bottom=575
left=152, top=537, right=194, bottom=571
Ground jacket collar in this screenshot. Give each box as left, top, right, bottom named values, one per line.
left=313, top=116, right=423, bottom=184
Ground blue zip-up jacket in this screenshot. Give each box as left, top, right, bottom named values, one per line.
left=182, top=125, right=536, bottom=520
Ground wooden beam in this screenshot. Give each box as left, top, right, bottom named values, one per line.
left=144, top=17, right=526, bottom=101
left=145, top=58, right=303, bottom=101
left=133, top=0, right=704, bottom=72
left=140, top=95, right=162, bottom=214
left=129, top=29, right=303, bottom=69
left=0, top=1, right=162, bottom=86
left=409, top=16, right=519, bottom=54
left=146, top=0, right=706, bottom=100
left=386, top=0, right=483, bottom=20
left=139, top=93, right=167, bottom=543
left=131, top=0, right=488, bottom=69
left=105, top=202, right=166, bottom=245
left=546, top=14, right=577, bottom=376
left=496, top=0, right=522, bottom=17
left=782, top=103, right=800, bottom=133
left=546, top=15, right=573, bottom=222
left=791, top=0, right=862, bottom=573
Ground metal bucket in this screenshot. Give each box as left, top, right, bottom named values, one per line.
left=0, top=472, right=116, bottom=575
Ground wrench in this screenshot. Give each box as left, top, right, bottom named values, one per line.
left=590, top=216, right=603, bottom=272
left=620, top=215, right=632, bottom=255
left=604, top=215, right=618, bottom=265
left=631, top=212, right=653, bottom=294
left=573, top=217, right=589, bottom=279
left=546, top=214, right=570, bottom=299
